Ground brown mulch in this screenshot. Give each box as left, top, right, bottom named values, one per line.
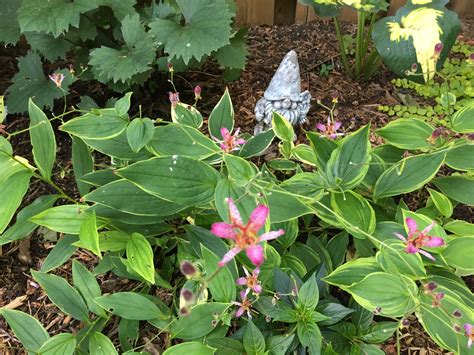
left=1, top=17, right=473, bottom=354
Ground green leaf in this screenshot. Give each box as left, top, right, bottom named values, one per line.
left=89, top=14, right=155, bottom=84
left=209, top=88, right=234, bottom=139
left=38, top=333, right=76, bottom=355
left=376, top=242, right=427, bottom=279
left=325, top=125, right=371, bottom=190
left=347, top=272, right=418, bottom=317
left=238, top=130, right=275, bottom=158
left=213, top=28, right=248, bottom=69
left=262, top=187, right=312, bottom=223
left=95, top=292, right=166, bottom=320
left=243, top=320, right=266, bottom=355
left=224, top=154, right=256, bottom=185
left=451, top=101, right=474, bottom=133
left=324, top=257, right=382, bottom=289
left=372, top=1, right=460, bottom=83
left=373, top=152, right=445, bottom=200
left=402, top=210, right=447, bottom=248
left=74, top=211, right=101, bottom=257
left=297, top=321, right=322, bottom=355
left=19, top=0, right=96, bottom=37
left=292, top=144, right=317, bottom=166
left=171, top=103, right=203, bottom=128
left=206, top=338, right=244, bottom=354
left=442, top=236, right=474, bottom=273
left=272, top=112, right=295, bottom=142
left=72, top=260, right=106, bottom=317
left=375, top=118, right=434, bottom=150
left=279, top=172, right=324, bottom=200
left=61, top=109, right=128, bottom=140
left=358, top=321, right=399, bottom=344
left=316, top=302, right=354, bottom=326
left=0, top=309, right=50, bottom=352
left=331, top=191, right=376, bottom=239
left=266, top=334, right=295, bottom=355
left=0, top=171, right=32, bottom=234
left=89, top=332, right=118, bottom=355
left=97, top=0, right=137, bottom=20
left=0, top=194, right=57, bottom=245
left=84, top=179, right=184, bottom=217
left=433, top=175, right=474, bottom=206
left=119, top=318, right=139, bottom=352
left=30, top=205, right=87, bottom=234
left=164, top=342, right=216, bottom=355
left=126, top=233, right=155, bottom=284
left=171, top=303, right=229, bottom=340
left=427, top=188, right=453, bottom=218
left=0, top=0, right=21, bottom=45
left=115, top=92, right=133, bottom=116
left=201, top=245, right=236, bottom=302
left=445, top=140, right=474, bottom=171
left=6, top=52, right=75, bottom=113
left=40, top=235, right=78, bottom=272
left=31, top=270, right=89, bottom=322
left=117, top=156, right=220, bottom=205
left=149, top=0, right=233, bottom=64
left=444, top=220, right=474, bottom=236
left=307, top=132, right=338, bottom=171
left=148, top=124, right=220, bottom=160
left=25, top=32, right=73, bottom=61
left=72, top=137, right=94, bottom=196
left=298, top=274, right=319, bottom=311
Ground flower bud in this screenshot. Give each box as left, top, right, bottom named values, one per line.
left=428, top=127, right=443, bottom=144
left=167, top=63, right=174, bottom=72
left=453, top=324, right=462, bottom=332
left=180, top=260, right=197, bottom=277
left=330, top=91, right=339, bottom=103
left=411, top=63, right=418, bottom=72
left=425, top=281, right=438, bottom=292
left=179, top=307, right=190, bottom=317
left=433, top=43, right=443, bottom=61
left=180, top=288, right=194, bottom=302
left=373, top=306, right=382, bottom=315
left=211, top=319, right=218, bottom=327
left=453, top=309, right=462, bottom=318
left=402, top=319, right=410, bottom=327
left=194, top=85, right=202, bottom=100
left=468, top=133, right=474, bottom=141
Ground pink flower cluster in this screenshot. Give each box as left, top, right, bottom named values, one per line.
left=213, top=128, right=246, bottom=153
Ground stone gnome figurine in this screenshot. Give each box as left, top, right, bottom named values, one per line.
left=254, top=50, right=311, bottom=135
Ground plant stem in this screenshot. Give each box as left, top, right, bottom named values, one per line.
left=333, top=18, right=352, bottom=77
left=7, top=109, right=76, bottom=138
left=355, top=11, right=366, bottom=78
left=396, top=328, right=401, bottom=355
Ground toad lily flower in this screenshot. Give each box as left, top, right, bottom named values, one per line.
left=211, top=198, right=284, bottom=267
left=233, top=290, right=254, bottom=318
left=214, top=128, right=246, bottom=153
left=49, top=73, right=65, bottom=88
left=236, top=266, right=262, bottom=295
left=464, top=324, right=474, bottom=348
left=394, top=218, right=445, bottom=260
left=316, top=117, right=343, bottom=139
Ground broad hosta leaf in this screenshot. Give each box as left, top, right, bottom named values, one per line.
left=7, top=52, right=75, bottom=113
left=89, top=332, right=118, bottom=355
left=331, top=191, right=376, bottom=239
left=243, top=320, right=266, bottom=355
left=164, top=342, right=216, bottom=355
left=72, top=260, right=106, bottom=317
left=444, top=220, right=474, bottom=236
left=126, top=117, right=155, bottom=153
left=171, top=102, right=203, bottom=128
left=347, top=272, right=418, bottom=317
left=126, top=233, right=155, bottom=284
left=171, top=303, right=230, bottom=340
left=38, top=333, right=76, bottom=355
left=238, top=130, right=275, bottom=158
left=29, top=99, right=56, bottom=180
left=18, top=0, right=96, bottom=37
left=0, top=309, right=50, bottom=353
left=117, top=156, right=220, bottom=205
left=213, top=28, right=248, bottom=69
left=25, top=32, right=73, bottom=61
left=324, top=257, right=382, bottom=289
left=31, top=270, right=89, bottom=322
left=148, top=124, right=220, bottom=160
left=0, top=171, right=32, bottom=234
left=433, top=175, right=474, bottom=206
left=224, top=154, right=256, bottom=185
left=0, top=194, right=57, bottom=245
left=95, top=292, right=166, bottom=320
left=325, top=125, right=371, bottom=190
left=84, top=179, right=184, bottom=217
left=30, top=205, right=88, bottom=234
left=72, top=137, right=94, bottom=196
left=373, top=151, right=445, bottom=200
left=202, top=245, right=236, bottom=302
left=0, top=0, right=21, bottom=45
left=61, top=109, right=128, bottom=140
left=89, top=14, right=155, bottom=84
left=445, top=140, right=474, bottom=171
left=375, top=118, right=434, bottom=150
left=149, top=0, right=233, bottom=64
left=208, top=88, right=234, bottom=139
left=450, top=101, right=474, bottom=133
left=372, top=1, right=460, bottom=83
left=442, top=236, right=474, bottom=273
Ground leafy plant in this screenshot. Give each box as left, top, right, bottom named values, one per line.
left=1, top=0, right=247, bottom=113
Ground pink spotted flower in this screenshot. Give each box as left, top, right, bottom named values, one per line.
left=464, top=324, right=474, bottom=348
left=49, top=73, right=65, bottom=88
left=211, top=198, right=284, bottom=267
left=236, top=266, right=262, bottom=295
left=214, top=128, right=246, bottom=153
left=233, top=290, right=254, bottom=318
left=316, top=116, right=343, bottom=139
left=169, top=92, right=180, bottom=108
left=394, top=218, right=445, bottom=260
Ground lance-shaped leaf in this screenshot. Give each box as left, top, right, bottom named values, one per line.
left=433, top=175, right=474, bottom=206
left=0, top=171, right=32, bottom=234
left=208, top=88, right=234, bottom=139
left=127, top=117, right=155, bottom=153
left=38, top=333, right=76, bottom=355
left=72, top=137, right=94, bottom=196
left=375, top=118, right=434, bottom=150
left=74, top=211, right=101, bottom=258
left=126, top=233, right=156, bottom=284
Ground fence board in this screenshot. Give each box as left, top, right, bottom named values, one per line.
left=236, top=0, right=275, bottom=25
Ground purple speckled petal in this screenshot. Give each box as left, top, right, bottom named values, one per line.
left=394, top=232, right=407, bottom=243
left=226, top=198, right=244, bottom=226
left=258, top=229, right=285, bottom=242
left=418, top=249, right=435, bottom=261
left=246, top=244, right=264, bottom=266
left=405, top=218, right=418, bottom=236
left=422, top=236, right=445, bottom=248
left=246, top=205, right=269, bottom=236
left=421, top=221, right=435, bottom=235
left=236, top=277, right=247, bottom=286
left=218, top=246, right=242, bottom=267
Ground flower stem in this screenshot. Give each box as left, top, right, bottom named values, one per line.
left=7, top=109, right=76, bottom=138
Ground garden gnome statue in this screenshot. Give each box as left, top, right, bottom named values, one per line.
left=254, top=50, right=311, bottom=135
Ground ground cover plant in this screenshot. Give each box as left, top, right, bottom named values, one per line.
left=0, top=1, right=474, bottom=354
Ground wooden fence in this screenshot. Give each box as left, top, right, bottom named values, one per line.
left=235, top=0, right=474, bottom=26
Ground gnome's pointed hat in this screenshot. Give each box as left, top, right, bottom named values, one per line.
left=263, top=50, right=302, bottom=102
